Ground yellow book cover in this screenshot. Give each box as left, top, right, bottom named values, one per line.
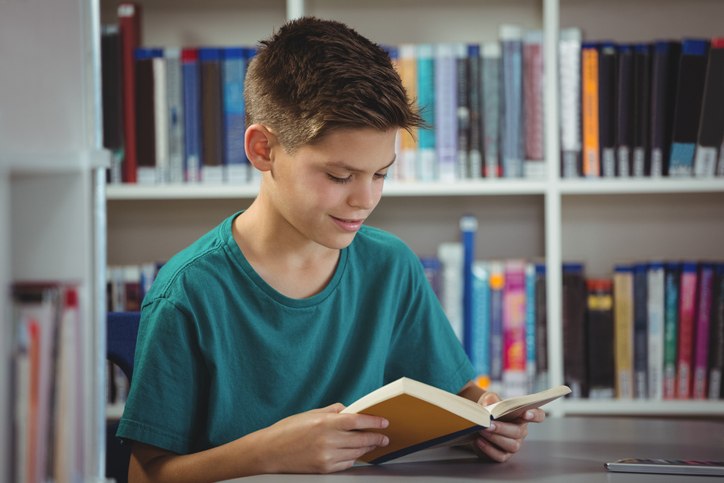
left=582, top=45, right=600, bottom=177
left=614, top=266, right=634, bottom=398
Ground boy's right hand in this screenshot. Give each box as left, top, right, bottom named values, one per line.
left=259, top=403, right=389, bottom=474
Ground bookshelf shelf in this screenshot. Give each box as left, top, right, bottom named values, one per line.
left=2, top=149, right=111, bottom=175
left=560, top=399, right=724, bottom=417
left=558, top=178, right=724, bottom=195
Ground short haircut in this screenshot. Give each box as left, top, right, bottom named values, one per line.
left=245, top=16, right=425, bottom=154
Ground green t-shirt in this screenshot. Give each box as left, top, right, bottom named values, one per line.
left=117, top=212, right=474, bottom=455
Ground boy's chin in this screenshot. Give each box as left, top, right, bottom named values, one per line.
left=321, top=232, right=359, bottom=250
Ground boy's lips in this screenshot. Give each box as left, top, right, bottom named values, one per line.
left=330, top=215, right=365, bottom=232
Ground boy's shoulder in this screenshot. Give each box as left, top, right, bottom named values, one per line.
left=351, top=225, right=418, bottom=266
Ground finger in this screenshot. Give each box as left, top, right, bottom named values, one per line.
left=480, top=420, right=528, bottom=442
left=521, top=408, right=546, bottom=423
left=309, top=403, right=346, bottom=414
left=335, top=413, right=389, bottom=431
left=343, top=430, right=389, bottom=449
left=473, top=437, right=513, bottom=463
left=481, top=392, right=502, bottom=405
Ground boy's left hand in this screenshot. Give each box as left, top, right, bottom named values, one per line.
left=472, top=392, right=545, bottom=463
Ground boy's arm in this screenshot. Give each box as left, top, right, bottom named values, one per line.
left=457, top=381, right=545, bottom=463
left=128, top=403, right=389, bottom=482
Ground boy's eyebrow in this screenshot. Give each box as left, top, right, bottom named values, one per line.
left=324, top=156, right=397, bottom=173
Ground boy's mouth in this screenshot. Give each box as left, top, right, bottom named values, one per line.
left=330, top=215, right=365, bottom=232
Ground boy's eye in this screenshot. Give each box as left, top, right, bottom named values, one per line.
left=327, top=174, right=351, bottom=184
left=374, top=172, right=389, bottom=180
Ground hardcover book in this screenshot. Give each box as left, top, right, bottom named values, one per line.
left=500, top=25, right=525, bottom=178
left=677, top=262, right=699, bottom=399
left=587, top=279, right=615, bottom=399
left=118, top=2, right=142, bottom=183
left=614, top=265, right=634, bottom=398
left=663, top=262, right=681, bottom=399
left=559, top=28, right=583, bottom=178
left=581, top=42, right=601, bottom=178
left=632, top=44, right=652, bottom=177
left=694, top=38, right=724, bottom=177
left=616, top=45, right=634, bottom=178
left=562, top=263, right=587, bottom=398
left=650, top=41, right=681, bottom=177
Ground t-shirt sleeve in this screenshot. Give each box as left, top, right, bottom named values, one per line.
left=116, top=298, right=209, bottom=455
left=384, top=247, right=475, bottom=395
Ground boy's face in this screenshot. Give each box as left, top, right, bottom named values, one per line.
left=265, top=127, right=397, bottom=251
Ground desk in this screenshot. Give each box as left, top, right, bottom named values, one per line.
left=222, top=417, right=724, bottom=482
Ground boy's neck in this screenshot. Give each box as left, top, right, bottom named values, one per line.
left=232, top=196, right=341, bottom=299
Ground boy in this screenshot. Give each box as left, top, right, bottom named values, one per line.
left=118, top=17, right=544, bottom=482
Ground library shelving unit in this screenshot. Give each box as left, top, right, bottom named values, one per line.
left=103, top=0, right=724, bottom=419
left=1, top=0, right=109, bottom=482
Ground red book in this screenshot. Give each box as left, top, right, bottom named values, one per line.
left=676, top=262, right=699, bottom=399
left=118, top=3, right=142, bottom=183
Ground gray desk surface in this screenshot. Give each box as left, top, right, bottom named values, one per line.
left=221, top=416, right=724, bottom=482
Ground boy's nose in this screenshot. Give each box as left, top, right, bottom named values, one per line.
left=348, top=181, right=376, bottom=210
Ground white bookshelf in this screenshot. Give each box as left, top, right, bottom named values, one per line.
left=0, top=0, right=108, bottom=482
left=102, top=0, right=724, bottom=421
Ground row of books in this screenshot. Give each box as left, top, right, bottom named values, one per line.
left=563, top=261, right=724, bottom=400
left=560, top=31, right=724, bottom=178
left=107, top=263, right=160, bottom=313
left=11, top=283, right=85, bottom=483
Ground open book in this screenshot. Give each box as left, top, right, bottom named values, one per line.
left=341, top=377, right=571, bottom=464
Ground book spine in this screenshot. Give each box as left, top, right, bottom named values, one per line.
left=134, top=49, right=158, bottom=185
left=663, top=262, right=681, bottom=399
left=500, top=25, right=525, bottom=178
left=581, top=43, right=601, bottom=178
left=482, top=42, right=502, bottom=178
left=599, top=43, right=618, bottom=178
left=460, top=216, right=478, bottom=359
left=677, top=262, right=699, bottom=399
left=562, top=263, right=587, bottom=398
left=153, top=55, right=169, bottom=184
left=616, top=45, right=635, bottom=178
left=488, top=261, right=505, bottom=390
left=435, top=44, right=458, bottom=183
left=670, top=39, right=710, bottom=177
left=523, top=30, right=545, bottom=178
left=694, top=39, right=724, bottom=178
left=438, top=243, right=465, bottom=344
left=534, top=263, right=548, bottom=392
left=118, top=3, right=142, bottom=183
left=455, top=44, right=470, bottom=180
left=559, top=28, right=583, bottom=178
left=199, top=47, right=225, bottom=183
left=398, top=44, right=419, bottom=182
left=100, top=25, right=124, bottom=185
left=182, top=48, right=202, bottom=183
left=633, top=263, right=649, bottom=399
left=614, top=265, right=634, bottom=398
left=693, top=263, right=714, bottom=399
left=471, top=262, right=491, bottom=388
left=649, top=41, right=681, bottom=177
left=632, top=44, right=651, bottom=177
left=222, top=47, right=249, bottom=185
left=420, top=256, right=441, bottom=301
left=587, top=279, right=615, bottom=399
left=467, top=45, right=483, bottom=180
left=417, top=44, right=436, bottom=182
left=708, top=263, right=724, bottom=399
left=647, top=262, right=665, bottom=400
left=525, top=262, right=536, bottom=394
left=503, top=260, right=527, bottom=398
left=165, top=48, right=185, bottom=184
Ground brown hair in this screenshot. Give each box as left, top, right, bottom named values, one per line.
left=245, top=17, right=425, bottom=154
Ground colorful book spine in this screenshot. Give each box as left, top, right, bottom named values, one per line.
left=417, top=44, right=436, bottom=182
left=647, top=262, right=665, bottom=400
left=182, top=48, right=202, bottom=183
left=650, top=41, right=681, bottom=177
left=455, top=44, right=470, bottom=180
left=118, top=3, right=142, bottom=183
left=709, top=263, right=724, bottom=399
left=398, top=44, right=419, bottom=182
left=581, top=42, right=601, bottom=178
left=599, top=43, right=618, bottom=178
left=669, top=39, right=710, bottom=177
left=633, top=263, right=649, bottom=398
left=693, top=263, right=714, bottom=399
left=500, top=25, right=525, bottom=178
left=614, top=265, right=634, bottom=398
left=587, top=279, right=615, bottom=399
left=222, top=47, right=249, bottom=184
left=488, top=261, right=505, bottom=392
left=663, top=262, right=681, bottom=399
left=616, top=45, right=635, bottom=178
left=525, top=262, right=537, bottom=394
left=467, top=45, right=483, bottom=180
left=523, top=30, right=545, bottom=178
left=438, top=243, right=464, bottom=344
left=460, top=216, right=477, bottom=359
left=199, top=47, right=225, bottom=183
left=632, top=44, right=652, bottom=177
left=677, top=262, right=699, bottom=398
left=482, top=42, right=502, bottom=178
left=559, top=28, right=583, bottom=178
left=435, top=43, right=458, bottom=183
left=165, top=48, right=185, bottom=184
left=471, top=262, right=491, bottom=389
left=562, top=262, right=587, bottom=398
left=694, top=38, right=724, bottom=177
left=534, top=262, right=548, bottom=392
left=503, top=260, right=527, bottom=398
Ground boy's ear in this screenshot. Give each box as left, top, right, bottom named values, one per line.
left=245, top=124, right=276, bottom=172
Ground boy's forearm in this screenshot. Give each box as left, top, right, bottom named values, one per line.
left=129, top=430, right=271, bottom=483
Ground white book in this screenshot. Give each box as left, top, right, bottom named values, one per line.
left=438, top=242, right=465, bottom=344
left=435, top=43, right=458, bottom=183
left=647, top=263, right=665, bottom=400
left=499, top=24, right=524, bottom=178
left=559, top=28, right=583, bottom=178
left=165, top=48, right=185, bottom=184
left=153, top=56, right=170, bottom=184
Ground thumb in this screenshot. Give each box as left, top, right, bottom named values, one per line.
left=481, top=392, right=502, bottom=406
left=310, top=402, right=346, bottom=414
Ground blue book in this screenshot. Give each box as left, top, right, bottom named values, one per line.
left=471, top=262, right=490, bottom=387
left=633, top=262, right=649, bottom=399
left=182, top=48, right=202, bottom=183
left=417, top=44, right=436, bottom=182
left=222, top=47, right=249, bottom=184
left=663, top=262, right=681, bottom=399
left=460, top=216, right=477, bottom=358
left=435, top=44, right=458, bottom=183
left=482, top=42, right=502, bottom=178
left=669, top=38, right=709, bottom=176
left=419, top=256, right=441, bottom=302
left=500, top=25, right=524, bottom=178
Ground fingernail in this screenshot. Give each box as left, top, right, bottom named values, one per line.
left=525, top=411, right=534, bottom=420
left=381, top=419, right=389, bottom=428
left=487, top=423, right=496, bottom=431
left=382, top=436, right=389, bottom=446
